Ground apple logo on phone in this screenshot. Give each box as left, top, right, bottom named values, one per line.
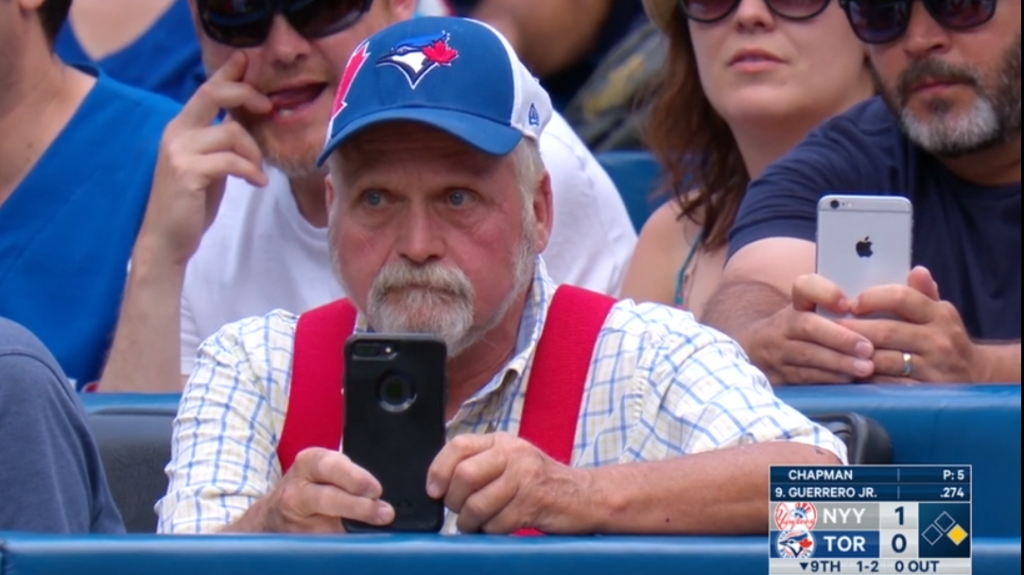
left=855, top=236, right=873, bottom=258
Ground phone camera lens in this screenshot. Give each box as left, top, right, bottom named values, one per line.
left=829, top=199, right=840, bottom=209
left=378, top=373, right=416, bottom=412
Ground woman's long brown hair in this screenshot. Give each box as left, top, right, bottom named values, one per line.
left=643, top=7, right=748, bottom=251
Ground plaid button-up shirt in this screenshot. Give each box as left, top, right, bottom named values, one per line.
left=157, top=259, right=846, bottom=534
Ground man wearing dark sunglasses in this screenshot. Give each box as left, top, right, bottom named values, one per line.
left=96, top=0, right=636, bottom=393
left=702, top=0, right=1020, bottom=386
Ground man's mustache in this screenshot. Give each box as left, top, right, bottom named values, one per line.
left=371, top=262, right=474, bottom=301
left=897, top=58, right=979, bottom=104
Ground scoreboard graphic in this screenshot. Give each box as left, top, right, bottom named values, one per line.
left=770, top=465, right=972, bottom=574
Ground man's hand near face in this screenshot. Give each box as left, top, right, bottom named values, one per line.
left=139, top=51, right=271, bottom=266
left=97, top=53, right=272, bottom=393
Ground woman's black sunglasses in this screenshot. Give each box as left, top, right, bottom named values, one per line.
left=839, top=0, right=998, bottom=45
left=197, top=0, right=374, bottom=49
left=678, top=0, right=833, bottom=24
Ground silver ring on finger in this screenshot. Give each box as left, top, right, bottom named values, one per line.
left=901, top=351, right=913, bottom=378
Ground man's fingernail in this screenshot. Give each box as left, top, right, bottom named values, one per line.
left=378, top=503, right=394, bottom=524
left=426, top=480, right=440, bottom=498
left=854, top=359, right=874, bottom=376
left=855, top=341, right=873, bottom=358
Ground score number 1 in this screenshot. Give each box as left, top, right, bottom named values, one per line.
left=891, top=506, right=909, bottom=554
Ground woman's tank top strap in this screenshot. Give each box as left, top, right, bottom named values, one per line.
left=674, top=228, right=705, bottom=307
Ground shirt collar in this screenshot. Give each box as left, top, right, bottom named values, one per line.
left=465, top=256, right=555, bottom=403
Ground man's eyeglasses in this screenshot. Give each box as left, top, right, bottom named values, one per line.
left=678, top=0, right=833, bottom=24
left=839, top=0, right=998, bottom=45
left=197, top=0, right=374, bottom=49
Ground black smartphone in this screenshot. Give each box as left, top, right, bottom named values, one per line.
left=341, top=333, right=447, bottom=533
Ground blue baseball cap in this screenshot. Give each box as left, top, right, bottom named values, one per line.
left=317, top=16, right=553, bottom=166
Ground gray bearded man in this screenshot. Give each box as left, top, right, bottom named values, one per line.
left=701, top=0, right=1021, bottom=386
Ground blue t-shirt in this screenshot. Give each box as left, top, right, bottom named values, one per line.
left=0, top=71, right=180, bottom=389
left=56, top=0, right=205, bottom=104
left=729, top=97, right=1021, bottom=341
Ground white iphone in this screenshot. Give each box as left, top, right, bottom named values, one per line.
left=815, top=194, right=913, bottom=318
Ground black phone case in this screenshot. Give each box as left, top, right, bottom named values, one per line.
left=342, top=334, right=447, bottom=533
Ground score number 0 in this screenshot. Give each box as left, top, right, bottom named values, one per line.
left=891, top=506, right=910, bottom=553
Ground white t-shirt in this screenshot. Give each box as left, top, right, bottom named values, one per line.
left=180, top=112, right=637, bottom=373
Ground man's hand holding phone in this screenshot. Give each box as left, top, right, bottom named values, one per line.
left=426, top=432, right=596, bottom=534
left=755, top=266, right=983, bottom=385
left=839, top=266, right=984, bottom=383
left=746, top=273, right=876, bottom=385
left=254, top=447, right=395, bottom=534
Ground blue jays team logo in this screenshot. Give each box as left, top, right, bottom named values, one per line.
left=377, top=32, right=460, bottom=89
left=777, top=527, right=816, bottom=559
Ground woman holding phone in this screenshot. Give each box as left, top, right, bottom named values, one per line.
left=621, top=0, right=874, bottom=317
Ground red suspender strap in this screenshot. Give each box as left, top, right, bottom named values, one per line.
left=277, top=299, right=358, bottom=475
left=514, top=285, right=617, bottom=536
left=277, top=287, right=616, bottom=536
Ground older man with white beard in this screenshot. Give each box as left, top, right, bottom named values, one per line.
left=701, top=0, right=1021, bottom=386
left=157, top=17, right=844, bottom=536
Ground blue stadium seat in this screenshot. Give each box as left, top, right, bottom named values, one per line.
left=88, top=408, right=173, bottom=533
left=595, top=150, right=666, bottom=231
left=0, top=534, right=1018, bottom=575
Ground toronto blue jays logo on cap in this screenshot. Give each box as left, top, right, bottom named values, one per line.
left=376, top=31, right=459, bottom=89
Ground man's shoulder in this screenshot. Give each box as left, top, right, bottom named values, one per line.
left=0, top=317, right=49, bottom=358
left=541, top=111, right=590, bottom=158
left=540, top=111, right=615, bottom=190
left=0, top=318, right=70, bottom=388
left=750, top=97, right=913, bottom=202
left=791, top=97, right=906, bottom=165
left=200, top=309, right=300, bottom=356
left=89, top=72, right=182, bottom=126
left=602, top=298, right=738, bottom=351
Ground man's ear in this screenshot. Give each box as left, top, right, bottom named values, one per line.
left=325, top=173, right=336, bottom=212
left=532, top=171, right=554, bottom=253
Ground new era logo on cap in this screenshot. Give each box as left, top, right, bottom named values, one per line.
left=318, top=17, right=553, bottom=166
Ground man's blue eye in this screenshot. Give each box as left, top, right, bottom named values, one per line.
left=365, top=191, right=383, bottom=206
left=448, top=191, right=467, bottom=206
